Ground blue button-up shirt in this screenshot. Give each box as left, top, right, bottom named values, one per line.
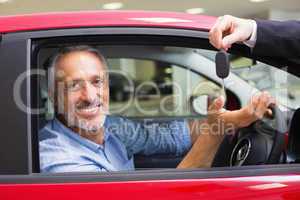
left=39, top=116, right=191, bottom=173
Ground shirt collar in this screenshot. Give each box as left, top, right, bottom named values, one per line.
left=53, top=117, right=111, bottom=152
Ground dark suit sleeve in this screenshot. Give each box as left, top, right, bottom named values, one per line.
left=253, top=19, right=300, bottom=59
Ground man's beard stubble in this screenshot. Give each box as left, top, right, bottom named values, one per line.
left=57, top=97, right=108, bottom=135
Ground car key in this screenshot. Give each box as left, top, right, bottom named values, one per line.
left=215, top=50, right=230, bottom=104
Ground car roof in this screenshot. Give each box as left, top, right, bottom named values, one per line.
left=0, top=10, right=216, bottom=34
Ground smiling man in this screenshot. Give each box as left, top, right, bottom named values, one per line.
left=39, top=45, right=274, bottom=173
left=52, top=47, right=109, bottom=143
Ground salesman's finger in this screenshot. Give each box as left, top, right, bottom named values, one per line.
left=209, top=22, right=223, bottom=49
left=222, top=30, right=242, bottom=49
left=209, top=15, right=234, bottom=49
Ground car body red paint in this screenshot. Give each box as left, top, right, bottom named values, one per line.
left=0, top=10, right=216, bottom=33
left=2, top=175, right=300, bottom=200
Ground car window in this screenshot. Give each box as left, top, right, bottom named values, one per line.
left=107, top=58, right=224, bottom=118
left=197, top=49, right=300, bottom=112
left=36, top=45, right=243, bottom=172
left=232, top=62, right=300, bottom=111
left=36, top=44, right=300, bottom=173
left=39, top=46, right=242, bottom=121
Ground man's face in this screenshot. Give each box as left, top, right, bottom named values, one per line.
left=54, top=51, right=109, bottom=132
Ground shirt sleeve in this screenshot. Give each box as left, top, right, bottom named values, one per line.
left=243, top=20, right=257, bottom=48
left=108, top=117, right=192, bottom=158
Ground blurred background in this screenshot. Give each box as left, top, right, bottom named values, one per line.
left=0, top=0, right=300, bottom=20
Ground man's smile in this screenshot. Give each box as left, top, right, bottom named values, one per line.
left=75, top=101, right=102, bottom=118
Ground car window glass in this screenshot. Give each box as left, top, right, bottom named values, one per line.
left=36, top=45, right=300, bottom=173
left=107, top=58, right=223, bottom=118
left=232, top=62, right=300, bottom=111
left=196, top=49, right=300, bottom=111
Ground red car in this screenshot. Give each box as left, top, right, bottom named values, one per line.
left=1, top=10, right=300, bottom=199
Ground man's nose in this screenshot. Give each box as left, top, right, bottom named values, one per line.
left=81, top=81, right=98, bottom=101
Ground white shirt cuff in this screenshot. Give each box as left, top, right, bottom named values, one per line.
left=243, top=20, right=257, bottom=48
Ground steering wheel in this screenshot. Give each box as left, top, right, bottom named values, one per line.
left=212, top=106, right=288, bottom=167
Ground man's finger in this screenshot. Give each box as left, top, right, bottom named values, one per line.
left=248, top=94, right=259, bottom=116
left=265, top=108, right=273, bottom=118
left=254, top=92, right=272, bottom=119
left=208, top=96, right=225, bottom=114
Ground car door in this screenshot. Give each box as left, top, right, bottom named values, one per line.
left=1, top=23, right=300, bottom=200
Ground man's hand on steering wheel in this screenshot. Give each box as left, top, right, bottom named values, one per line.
left=211, top=92, right=285, bottom=167
left=178, top=91, right=276, bottom=169
left=207, top=91, right=276, bottom=135
left=235, top=91, right=276, bottom=128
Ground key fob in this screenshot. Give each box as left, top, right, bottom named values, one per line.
left=216, top=50, right=230, bottom=79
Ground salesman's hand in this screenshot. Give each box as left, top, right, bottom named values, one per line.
left=209, top=15, right=256, bottom=50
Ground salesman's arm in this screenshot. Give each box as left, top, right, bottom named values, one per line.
left=253, top=19, right=300, bottom=58
left=209, top=15, right=300, bottom=59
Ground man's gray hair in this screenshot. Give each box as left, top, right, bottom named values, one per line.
left=45, top=45, right=108, bottom=95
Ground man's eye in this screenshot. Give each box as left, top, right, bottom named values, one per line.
left=93, top=78, right=104, bottom=86
left=67, top=81, right=81, bottom=90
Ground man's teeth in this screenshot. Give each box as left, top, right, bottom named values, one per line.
left=79, top=106, right=99, bottom=113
